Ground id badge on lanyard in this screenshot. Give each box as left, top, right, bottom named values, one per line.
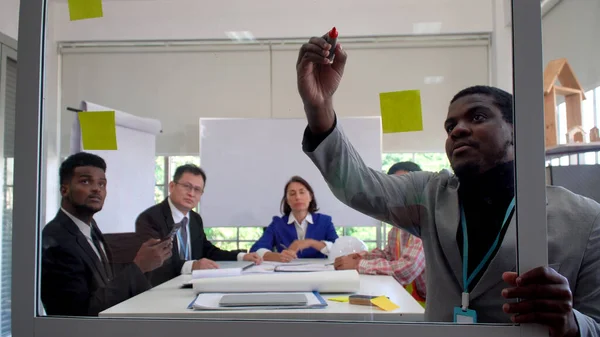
left=453, top=197, right=515, bottom=324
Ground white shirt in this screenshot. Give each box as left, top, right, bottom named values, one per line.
left=167, top=197, right=245, bottom=275
left=61, top=207, right=106, bottom=261
left=256, top=213, right=333, bottom=258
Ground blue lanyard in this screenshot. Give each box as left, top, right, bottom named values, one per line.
left=461, top=197, right=515, bottom=294
left=176, top=230, right=190, bottom=260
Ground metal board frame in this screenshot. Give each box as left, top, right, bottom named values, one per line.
left=11, top=0, right=547, bottom=336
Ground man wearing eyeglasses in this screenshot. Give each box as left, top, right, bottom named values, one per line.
left=136, top=164, right=262, bottom=286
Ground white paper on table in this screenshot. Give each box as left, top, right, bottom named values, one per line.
left=240, top=261, right=296, bottom=274
left=189, top=291, right=327, bottom=310
left=242, top=264, right=277, bottom=274
left=274, top=264, right=334, bottom=272
left=192, top=270, right=360, bottom=294
left=192, top=268, right=243, bottom=279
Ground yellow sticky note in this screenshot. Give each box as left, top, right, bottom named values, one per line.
left=78, top=111, right=118, bottom=150
left=370, top=296, right=399, bottom=311
left=68, top=0, right=104, bottom=21
left=379, top=90, right=423, bottom=133
left=328, top=296, right=349, bottom=303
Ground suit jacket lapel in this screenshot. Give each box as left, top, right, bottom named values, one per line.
left=469, top=216, right=516, bottom=300
left=160, top=199, right=176, bottom=233
left=160, top=199, right=179, bottom=259
left=435, top=178, right=463, bottom=289
left=304, top=215, right=315, bottom=240
left=58, top=211, right=109, bottom=284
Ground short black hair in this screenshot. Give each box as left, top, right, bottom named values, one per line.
left=387, top=161, right=422, bottom=175
left=59, top=152, right=106, bottom=184
left=281, top=176, right=319, bottom=216
left=173, top=164, right=206, bottom=184
left=450, top=85, right=513, bottom=124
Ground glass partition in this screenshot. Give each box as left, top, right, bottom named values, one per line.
left=9, top=0, right=576, bottom=337
left=0, top=33, right=17, bottom=337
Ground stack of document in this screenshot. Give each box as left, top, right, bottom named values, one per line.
left=191, top=261, right=256, bottom=279
left=274, top=263, right=334, bottom=272
left=192, top=268, right=244, bottom=279
left=189, top=291, right=327, bottom=310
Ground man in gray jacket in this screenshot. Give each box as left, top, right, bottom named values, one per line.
left=295, top=36, right=599, bottom=337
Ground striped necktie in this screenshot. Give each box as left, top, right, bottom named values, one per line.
left=178, top=217, right=189, bottom=260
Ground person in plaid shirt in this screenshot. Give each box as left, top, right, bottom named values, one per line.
left=333, top=162, right=426, bottom=305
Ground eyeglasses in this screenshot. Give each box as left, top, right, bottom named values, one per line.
left=175, top=182, right=204, bottom=195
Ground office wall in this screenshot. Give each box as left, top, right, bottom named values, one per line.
left=49, top=0, right=496, bottom=154
left=43, top=4, right=61, bottom=224
left=60, top=39, right=489, bottom=155
left=44, top=0, right=496, bottom=221
left=491, top=0, right=512, bottom=93
left=542, top=0, right=600, bottom=91
left=50, top=0, right=493, bottom=40
left=0, top=0, right=19, bottom=41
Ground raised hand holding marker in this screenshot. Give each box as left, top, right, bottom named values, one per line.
left=325, top=27, right=338, bottom=62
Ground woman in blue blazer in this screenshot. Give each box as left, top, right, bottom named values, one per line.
left=250, top=176, right=338, bottom=262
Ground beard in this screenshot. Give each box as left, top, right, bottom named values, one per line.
left=67, top=193, right=102, bottom=215
left=73, top=202, right=101, bottom=214
left=452, top=161, right=482, bottom=179
left=452, top=140, right=512, bottom=179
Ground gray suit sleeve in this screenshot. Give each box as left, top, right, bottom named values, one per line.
left=303, top=123, right=434, bottom=237
left=572, top=212, right=600, bottom=337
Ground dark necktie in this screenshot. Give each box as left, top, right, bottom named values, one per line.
left=178, top=217, right=189, bottom=260
left=91, top=224, right=113, bottom=280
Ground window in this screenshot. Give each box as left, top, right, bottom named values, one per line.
left=168, top=156, right=200, bottom=176
left=380, top=152, right=451, bottom=247
left=155, top=156, right=381, bottom=249
left=156, top=153, right=451, bottom=250
left=154, top=156, right=167, bottom=204
left=597, top=88, right=600, bottom=163
left=383, top=152, right=451, bottom=174
left=549, top=85, right=600, bottom=166
left=0, top=43, right=17, bottom=337
left=15, top=0, right=555, bottom=335
left=155, top=155, right=201, bottom=208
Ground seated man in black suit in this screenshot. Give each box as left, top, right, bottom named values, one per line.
left=41, top=152, right=173, bottom=316
left=136, top=164, right=262, bottom=286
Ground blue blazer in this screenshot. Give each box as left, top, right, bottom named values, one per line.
left=250, top=213, right=338, bottom=259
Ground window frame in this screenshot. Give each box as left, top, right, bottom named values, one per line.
left=0, top=41, right=17, bottom=337
left=547, top=85, right=600, bottom=166
left=12, top=1, right=549, bottom=337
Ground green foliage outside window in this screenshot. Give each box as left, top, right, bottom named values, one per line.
left=381, top=153, right=414, bottom=173
left=413, top=153, right=451, bottom=172
left=154, top=156, right=166, bottom=204
left=382, top=152, right=451, bottom=174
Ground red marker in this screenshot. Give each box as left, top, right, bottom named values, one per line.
left=326, top=27, right=338, bottom=62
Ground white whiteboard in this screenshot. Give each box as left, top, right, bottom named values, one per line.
left=70, top=102, right=162, bottom=233
left=199, top=117, right=382, bottom=227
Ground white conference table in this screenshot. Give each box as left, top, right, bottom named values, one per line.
left=100, top=261, right=425, bottom=322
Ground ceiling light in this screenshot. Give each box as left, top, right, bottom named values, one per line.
left=412, top=22, right=442, bottom=35
left=424, top=76, right=444, bottom=84
left=225, top=31, right=255, bottom=42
